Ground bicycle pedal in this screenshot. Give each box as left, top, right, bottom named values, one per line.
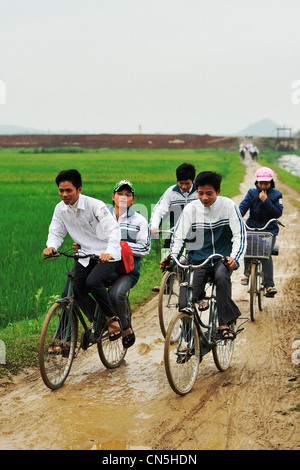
left=236, top=327, right=245, bottom=335
left=180, top=307, right=193, bottom=314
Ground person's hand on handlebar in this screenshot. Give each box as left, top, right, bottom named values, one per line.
left=225, top=256, right=237, bottom=270
left=160, top=256, right=173, bottom=270
left=43, top=247, right=56, bottom=257
left=72, top=243, right=81, bottom=253
left=99, top=253, right=114, bottom=263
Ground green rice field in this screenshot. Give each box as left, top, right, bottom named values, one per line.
left=0, top=147, right=245, bottom=331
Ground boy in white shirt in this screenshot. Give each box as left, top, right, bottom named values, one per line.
left=43, top=169, right=122, bottom=340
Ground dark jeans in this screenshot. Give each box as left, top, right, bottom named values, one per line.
left=73, top=259, right=119, bottom=322
left=108, top=274, right=134, bottom=329
left=192, top=261, right=241, bottom=326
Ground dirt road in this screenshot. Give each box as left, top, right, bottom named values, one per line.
left=0, top=157, right=299, bottom=450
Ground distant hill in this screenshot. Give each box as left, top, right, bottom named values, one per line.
left=237, top=118, right=279, bottom=137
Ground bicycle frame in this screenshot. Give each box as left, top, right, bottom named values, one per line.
left=173, top=254, right=224, bottom=355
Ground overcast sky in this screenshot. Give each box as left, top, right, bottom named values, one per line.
left=0, top=0, right=299, bottom=135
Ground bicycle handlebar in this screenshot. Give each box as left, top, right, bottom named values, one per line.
left=171, top=253, right=225, bottom=270
left=245, top=218, right=285, bottom=231
left=44, top=250, right=99, bottom=261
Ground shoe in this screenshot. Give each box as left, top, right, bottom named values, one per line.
left=48, top=342, right=70, bottom=356
left=176, top=349, right=194, bottom=364
left=218, top=328, right=236, bottom=340
left=198, top=299, right=209, bottom=311
left=151, top=286, right=160, bottom=292
left=265, top=287, right=277, bottom=297
left=122, top=327, right=135, bottom=349
left=106, top=316, right=122, bottom=341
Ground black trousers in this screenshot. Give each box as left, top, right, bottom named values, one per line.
left=72, top=259, right=119, bottom=322
left=192, top=261, right=241, bottom=326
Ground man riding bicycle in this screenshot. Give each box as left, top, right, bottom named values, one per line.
left=43, top=169, right=122, bottom=342
left=162, top=171, right=247, bottom=339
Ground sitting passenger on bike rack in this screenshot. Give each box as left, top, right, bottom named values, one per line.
left=43, top=169, right=122, bottom=342
left=239, top=167, right=283, bottom=297
left=163, top=171, right=247, bottom=340
left=108, top=179, right=150, bottom=348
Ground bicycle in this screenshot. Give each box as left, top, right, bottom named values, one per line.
left=39, top=250, right=131, bottom=390
left=164, top=254, right=245, bottom=395
left=155, top=229, right=187, bottom=338
left=244, top=218, right=284, bottom=321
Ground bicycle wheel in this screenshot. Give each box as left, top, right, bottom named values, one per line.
left=39, top=302, right=78, bottom=390
left=164, top=312, right=201, bottom=395
left=97, top=297, right=131, bottom=369
left=249, top=263, right=257, bottom=321
left=212, top=310, right=235, bottom=372
left=158, top=270, right=180, bottom=338
left=257, top=263, right=264, bottom=312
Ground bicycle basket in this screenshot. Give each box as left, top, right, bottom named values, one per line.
left=244, top=232, right=273, bottom=259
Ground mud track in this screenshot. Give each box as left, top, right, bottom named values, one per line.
left=0, top=157, right=299, bottom=450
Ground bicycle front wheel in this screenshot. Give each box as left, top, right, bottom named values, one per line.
left=212, top=322, right=235, bottom=372
left=257, top=264, right=264, bottom=312
left=39, top=302, right=78, bottom=390
left=158, top=270, right=180, bottom=338
left=249, top=263, right=257, bottom=321
left=164, top=312, right=201, bottom=396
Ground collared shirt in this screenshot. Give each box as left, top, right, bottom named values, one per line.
left=46, top=194, right=121, bottom=266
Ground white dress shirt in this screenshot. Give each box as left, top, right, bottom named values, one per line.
left=46, top=194, right=121, bottom=266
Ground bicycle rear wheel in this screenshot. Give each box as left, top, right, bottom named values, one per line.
left=164, top=312, right=201, bottom=395
left=158, top=270, right=180, bottom=338
left=97, top=297, right=131, bottom=368
left=39, top=302, right=78, bottom=390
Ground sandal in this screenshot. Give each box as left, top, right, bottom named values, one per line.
left=241, top=277, right=249, bottom=286
left=198, top=298, right=209, bottom=311
left=265, top=287, right=277, bottom=297
left=151, top=286, right=160, bottom=292
left=122, top=327, right=135, bottom=349
left=218, top=328, right=236, bottom=340
left=106, top=316, right=122, bottom=341
left=176, top=348, right=194, bottom=364
left=48, top=342, right=70, bottom=357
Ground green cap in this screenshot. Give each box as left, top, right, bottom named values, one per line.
left=113, top=179, right=135, bottom=195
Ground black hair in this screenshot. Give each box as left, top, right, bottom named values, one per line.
left=195, top=171, right=222, bottom=192
left=176, top=163, right=196, bottom=181
left=255, top=179, right=275, bottom=188
left=55, top=169, right=82, bottom=189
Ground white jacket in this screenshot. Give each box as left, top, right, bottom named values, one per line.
left=170, top=196, right=246, bottom=268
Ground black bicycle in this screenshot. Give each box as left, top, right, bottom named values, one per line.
left=164, top=254, right=245, bottom=395
left=39, top=250, right=131, bottom=390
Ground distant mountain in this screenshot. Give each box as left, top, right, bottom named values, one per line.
left=236, top=118, right=279, bottom=137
